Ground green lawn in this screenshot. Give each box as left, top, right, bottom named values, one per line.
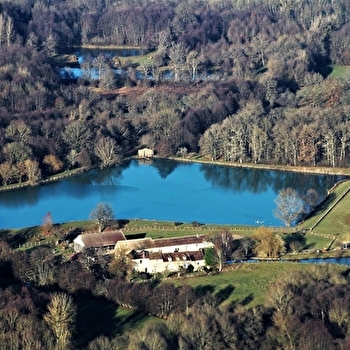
left=303, top=233, right=334, bottom=250
left=170, top=262, right=337, bottom=307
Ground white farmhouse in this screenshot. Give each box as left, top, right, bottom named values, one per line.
left=115, top=235, right=214, bottom=274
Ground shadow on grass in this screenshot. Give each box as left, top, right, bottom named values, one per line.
left=75, top=292, right=148, bottom=349
left=215, top=284, right=234, bottom=304
left=341, top=268, right=350, bottom=280
left=284, top=232, right=306, bottom=252
left=304, top=242, right=316, bottom=250
left=194, top=284, right=215, bottom=297
left=240, top=293, right=254, bottom=306
left=116, top=219, right=130, bottom=228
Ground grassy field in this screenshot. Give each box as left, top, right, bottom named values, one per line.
left=170, top=262, right=347, bottom=307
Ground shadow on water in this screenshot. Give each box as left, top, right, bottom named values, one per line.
left=302, top=192, right=336, bottom=221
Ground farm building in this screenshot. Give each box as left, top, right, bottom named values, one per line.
left=115, top=234, right=214, bottom=273
left=73, top=230, right=126, bottom=253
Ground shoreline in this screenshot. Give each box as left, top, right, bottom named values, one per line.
left=162, top=156, right=350, bottom=177
left=0, top=156, right=349, bottom=194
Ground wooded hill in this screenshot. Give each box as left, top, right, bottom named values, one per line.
left=0, top=0, right=349, bottom=185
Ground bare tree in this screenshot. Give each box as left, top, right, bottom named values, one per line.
left=274, top=188, right=304, bottom=227
left=62, top=121, right=92, bottom=154
left=199, top=123, right=224, bottom=161
left=24, top=159, right=41, bottom=185
left=155, top=30, right=171, bottom=54
left=168, top=42, right=189, bottom=82
left=90, top=202, right=114, bottom=232
left=42, top=212, right=54, bottom=236
left=213, top=230, right=235, bottom=272
left=43, top=154, right=63, bottom=173
left=249, top=125, right=268, bottom=164
left=44, top=293, right=76, bottom=350
left=28, top=247, right=56, bottom=286
left=148, top=107, right=180, bottom=141
left=186, top=50, right=203, bottom=80
left=43, top=34, right=58, bottom=56
left=3, top=142, right=32, bottom=164
left=94, top=137, right=120, bottom=168
left=0, top=162, right=16, bottom=185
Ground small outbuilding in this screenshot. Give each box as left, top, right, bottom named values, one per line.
left=138, top=148, right=154, bottom=159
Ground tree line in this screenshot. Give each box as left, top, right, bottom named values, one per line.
left=0, top=1, right=349, bottom=185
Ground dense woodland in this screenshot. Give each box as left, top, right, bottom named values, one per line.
left=0, top=0, right=349, bottom=185
left=1, top=232, right=350, bottom=350
left=2, top=0, right=350, bottom=348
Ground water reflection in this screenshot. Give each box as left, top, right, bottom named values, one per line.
left=150, top=159, right=179, bottom=179
left=201, top=164, right=342, bottom=197
left=0, top=159, right=345, bottom=229
left=0, top=186, right=41, bottom=207
left=201, top=165, right=272, bottom=193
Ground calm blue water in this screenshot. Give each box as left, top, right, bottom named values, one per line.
left=230, top=257, right=350, bottom=266
left=298, top=257, right=350, bottom=265
left=0, top=159, right=344, bottom=229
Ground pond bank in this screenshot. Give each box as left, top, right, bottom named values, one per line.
left=0, top=166, right=95, bottom=193
left=164, top=155, right=350, bottom=177
left=1, top=155, right=349, bottom=194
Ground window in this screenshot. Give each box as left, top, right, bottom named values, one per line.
left=174, top=248, right=179, bottom=252
left=140, top=260, right=142, bottom=264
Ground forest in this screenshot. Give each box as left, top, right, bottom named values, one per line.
left=2, top=0, right=350, bottom=348
left=0, top=0, right=349, bottom=186
left=1, top=228, right=350, bottom=350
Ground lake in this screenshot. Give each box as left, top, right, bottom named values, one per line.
left=0, top=159, right=344, bottom=229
